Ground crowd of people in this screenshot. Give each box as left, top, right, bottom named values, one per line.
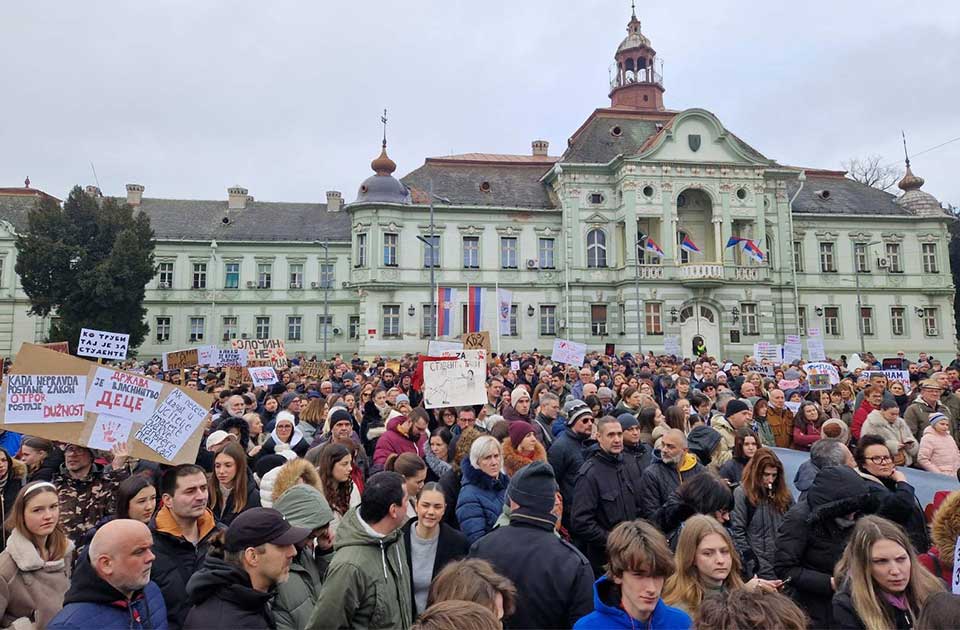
left=0, top=347, right=959, bottom=628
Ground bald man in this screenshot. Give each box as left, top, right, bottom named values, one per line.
left=48, top=519, right=169, bottom=630
left=637, top=428, right=705, bottom=521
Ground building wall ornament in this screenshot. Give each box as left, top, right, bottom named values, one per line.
left=378, top=220, right=405, bottom=231
left=495, top=226, right=520, bottom=237
left=881, top=232, right=905, bottom=242
left=917, top=233, right=941, bottom=242
left=848, top=232, right=874, bottom=241
left=814, top=231, right=839, bottom=239
left=458, top=225, right=485, bottom=236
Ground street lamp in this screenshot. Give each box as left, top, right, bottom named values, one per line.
left=633, top=234, right=644, bottom=357
left=853, top=240, right=882, bottom=355
left=415, top=179, right=451, bottom=339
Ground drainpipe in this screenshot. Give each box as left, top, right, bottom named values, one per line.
left=787, top=171, right=806, bottom=335
left=555, top=165, right=572, bottom=332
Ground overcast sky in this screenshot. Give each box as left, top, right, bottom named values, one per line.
left=3, top=1, right=959, bottom=205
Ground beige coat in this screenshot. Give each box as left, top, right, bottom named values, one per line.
left=0, top=529, right=73, bottom=630
left=861, top=409, right=920, bottom=467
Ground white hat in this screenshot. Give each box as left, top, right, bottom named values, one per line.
left=205, top=430, right=234, bottom=450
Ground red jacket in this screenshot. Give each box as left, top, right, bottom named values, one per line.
left=372, top=414, right=428, bottom=466
left=792, top=420, right=821, bottom=450
left=851, top=401, right=875, bottom=440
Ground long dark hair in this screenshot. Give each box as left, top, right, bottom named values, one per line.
left=742, top=448, right=791, bottom=513
left=116, top=475, right=156, bottom=520
left=318, top=443, right=353, bottom=515
left=208, top=441, right=251, bottom=514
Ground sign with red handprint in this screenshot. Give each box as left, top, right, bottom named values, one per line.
left=88, top=414, right=133, bottom=451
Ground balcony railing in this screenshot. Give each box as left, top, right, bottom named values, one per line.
left=610, top=67, right=663, bottom=90
left=679, top=264, right=724, bottom=281
left=636, top=264, right=663, bottom=280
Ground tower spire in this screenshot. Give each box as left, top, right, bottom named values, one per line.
left=897, top=130, right=924, bottom=192
left=901, top=129, right=910, bottom=168
left=631, top=0, right=636, bottom=20
left=381, top=108, right=388, bottom=149
left=371, top=107, right=397, bottom=176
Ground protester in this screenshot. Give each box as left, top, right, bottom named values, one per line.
left=54, top=443, right=131, bottom=543
left=373, top=413, right=427, bottom=468
left=385, top=453, right=428, bottom=519
left=307, top=471, right=412, bottom=630
left=792, top=401, right=824, bottom=451
left=532, top=392, right=560, bottom=448
left=718, top=427, right=758, bottom=487
left=313, top=442, right=361, bottom=534
left=656, top=471, right=733, bottom=551
left=547, top=399, right=595, bottom=531
left=207, top=441, right=259, bottom=526
left=862, top=399, right=920, bottom=467
left=832, top=515, right=944, bottom=629
left=904, top=380, right=948, bottom=441
left=426, top=557, right=515, bottom=625
left=115, top=475, right=158, bottom=524
left=410, top=600, right=500, bottom=630
left=19, top=437, right=59, bottom=483
left=573, top=519, right=691, bottom=629
left=918, top=412, right=960, bottom=476
left=456, top=436, right=508, bottom=544
left=765, top=390, right=793, bottom=448
left=502, top=420, right=547, bottom=477
left=638, top=429, right=704, bottom=521
left=259, top=412, right=309, bottom=459
left=694, top=589, right=807, bottom=630
left=438, top=426, right=481, bottom=528
left=712, top=399, right=752, bottom=467
left=730, top=448, right=793, bottom=580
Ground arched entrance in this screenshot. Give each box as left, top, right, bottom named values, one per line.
left=680, top=304, right=720, bottom=359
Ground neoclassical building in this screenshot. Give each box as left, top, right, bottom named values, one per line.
left=0, top=9, right=954, bottom=359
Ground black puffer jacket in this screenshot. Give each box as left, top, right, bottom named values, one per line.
left=774, top=466, right=884, bottom=629
left=183, top=555, right=276, bottom=629
left=546, top=428, right=595, bottom=531
left=858, top=469, right=930, bottom=553
left=622, top=442, right=652, bottom=478
left=832, top=587, right=913, bottom=630
left=637, top=451, right=704, bottom=522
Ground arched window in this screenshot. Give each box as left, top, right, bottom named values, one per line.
left=765, top=232, right=775, bottom=267
left=679, top=306, right=695, bottom=323
left=587, top=229, right=607, bottom=268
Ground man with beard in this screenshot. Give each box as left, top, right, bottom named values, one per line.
left=637, top=429, right=704, bottom=522
left=533, top=392, right=560, bottom=449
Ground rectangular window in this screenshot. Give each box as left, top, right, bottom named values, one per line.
left=255, top=316, right=270, bottom=340
left=798, top=306, right=807, bottom=335
left=539, top=238, right=555, bottom=269
left=860, top=306, right=874, bottom=336
left=886, top=242, right=903, bottom=272
left=383, top=233, right=398, bottom=267
left=189, top=316, right=205, bottom=342
left=320, top=263, right=335, bottom=289
left=923, top=307, right=940, bottom=336
left=222, top=316, right=238, bottom=341
left=0, top=257, right=5, bottom=286
left=539, top=305, right=557, bottom=336
left=891, top=307, right=905, bottom=336
left=317, top=315, right=333, bottom=340
left=854, top=243, right=869, bottom=273
left=422, top=235, right=440, bottom=268
left=591, top=305, right=608, bottom=336
left=155, top=317, right=170, bottom=343
left=421, top=305, right=437, bottom=337
left=356, top=233, right=367, bottom=267
left=158, top=262, right=174, bottom=287
left=257, top=263, right=272, bottom=289
left=349, top=315, right=360, bottom=339
left=287, top=316, right=302, bottom=341
left=793, top=241, right=804, bottom=272
left=224, top=262, right=240, bottom=289
left=922, top=243, right=938, bottom=273
left=382, top=305, right=400, bottom=338
left=500, top=237, right=518, bottom=269
left=289, top=263, right=304, bottom=289
left=462, top=236, right=479, bottom=269
left=507, top=305, right=518, bottom=336
left=741, top=303, right=759, bottom=336
left=819, top=242, right=836, bottom=272
left=824, top=307, right=840, bottom=336
left=645, top=303, right=663, bottom=335
left=192, top=262, right=207, bottom=289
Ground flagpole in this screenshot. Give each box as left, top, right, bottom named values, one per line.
left=495, top=282, right=501, bottom=356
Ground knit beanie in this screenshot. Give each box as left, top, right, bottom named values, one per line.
left=329, top=408, right=353, bottom=427
left=511, top=387, right=531, bottom=402
left=508, top=461, right=558, bottom=515
left=508, top=421, right=536, bottom=449
left=617, top=412, right=639, bottom=431
left=255, top=454, right=288, bottom=481
left=929, top=412, right=948, bottom=426
left=725, top=399, right=750, bottom=418
left=565, top=399, right=592, bottom=427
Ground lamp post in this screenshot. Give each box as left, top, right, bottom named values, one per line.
left=853, top=240, right=882, bottom=355
left=319, top=240, right=330, bottom=358
left=634, top=235, right=644, bottom=357
left=415, top=180, right=450, bottom=339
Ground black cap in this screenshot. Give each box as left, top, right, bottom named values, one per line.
left=224, top=507, right=312, bottom=552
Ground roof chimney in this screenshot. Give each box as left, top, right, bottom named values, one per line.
left=125, top=183, right=144, bottom=206
left=227, top=186, right=248, bottom=210
left=532, top=140, right=549, bottom=157
left=326, top=190, right=343, bottom=212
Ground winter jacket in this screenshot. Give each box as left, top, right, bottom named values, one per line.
left=0, top=528, right=73, bottom=630
left=211, top=482, right=261, bottom=527
left=306, top=506, right=412, bottom=630
left=832, top=587, right=913, bottom=630
left=637, top=452, right=703, bottom=522
left=904, top=398, right=946, bottom=442
left=183, top=555, right=276, bottom=629
left=766, top=405, right=794, bottom=448
left=547, top=429, right=595, bottom=531
left=0, top=462, right=25, bottom=553
left=792, top=418, right=822, bottom=450
left=150, top=506, right=221, bottom=630
left=502, top=438, right=547, bottom=477
left=685, top=425, right=721, bottom=468
left=53, top=463, right=131, bottom=543
left=372, top=415, right=427, bottom=468
left=47, top=551, right=167, bottom=630
left=917, top=426, right=960, bottom=475
left=455, top=457, right=508, bottom=544
left=751, top=416, right=777, bottom=448
left=437, top=466, right=463, bottom=528
left=861, top=410, right=919, bottom=466
left=571, top=447, right=642, bottom=574
left=709, top=416, right=736, bottom=469
left=718, top=456, right=748, bottom=487
left=574, top=576, right=691, bottom=630
left=360, top=400, right=389, bottom=456
left=857, top=470, right=930, bottom=553
left=622, top=442, right=652, bottom=479
left=532, top=412, right=556, bottom=449
left=851, top=400, right=877, bottom=441
left=471, top=510, right=594, bottom=630
left=259, top=430, right=309, bottom=460
left=402, top=519, right=469, bottom=615
left=773, top=466, right=884, bottom=628
left=730, top=485, right=792, bottom=579
left=919, top=490, right=960, bottom=585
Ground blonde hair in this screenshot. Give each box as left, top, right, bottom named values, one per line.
left=663, top=514, right=744, bottom=612
left=469, top=435, right=502, bottom=469
left=834, top=515, right=943, bottom=629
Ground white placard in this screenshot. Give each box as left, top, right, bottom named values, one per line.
left=807, top=337, right=826, bottom=362
left=77, top=328, right=129, bottom=360
left=85, top=367, right=163, bottom=422
left=423, top=350, right=487, bottom=409
left=135, top=388, right=209, bottom=461
left=863, top=370, right=912, bottom=393
left=510, top=360, right=520, bottom=372
left=88, top=414, right=134, bottom=451
left=427, top=340, right=464, bottom=357
left=197, top=345, right=218, bottom=366
left=216, top=348, right=248, bottom=367
left=249, top=366, right=279, bottom=387
left=753, top=342, right=783, bottom=363
left=783, top=335, right=803, bottom=363
left=804, top=362, right=840, bottom=385
left=664, top=336, right=681, bottom=357
left=848, top=353, right=868, bottom=372
left=3, top=375, right=87, bottom=424
left=551, top=338, right=587, bottom=367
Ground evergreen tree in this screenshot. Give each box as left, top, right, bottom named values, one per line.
left=15, top=185, right=156, bottom=351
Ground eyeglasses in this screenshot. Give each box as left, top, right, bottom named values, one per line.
left=866, top=455, right=893, bottom=465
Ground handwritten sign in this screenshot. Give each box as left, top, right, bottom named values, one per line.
left=783, top=335, right=802, bottom=363
left=135, top=388, right=208, bottom=461
left=231, top=338, right=288, bottom=367
left=804, top=362, right=840, bottom=386
left=423, top=350, right=487, bottom=409
left=85, top=367, right=163, bottom=423
left=809, top=374, right=832, bottom=390
left=88, top=414, right=133, bottom=451
left=40, top=341, right=69, bottom=354
left=300, top=361, right=323, bottom=378
left=510, top=360, right=520, bottom=372
left=216, top=348, right=247, bottom=368
left=462, top=331, right=491, bottom=352
left=664, top=336, right=681, bottom=358
left=953, top=536, right=960, bottom=594
left=4, top=375, right=87, bottom=424
left=427, top=339, right=464, bottom=357
left=248, top=366, right=279, bottom=387
left=162, top=348, right=199, bottom=371
left=806, top=328, right=826, bottom=362
left=747, top=364, right=774, bottom=377
left=753, top=342, right=783, bottom=363
left=77, top=328, right=129, bottom=360
left=551, top=338, right=587, bottom=367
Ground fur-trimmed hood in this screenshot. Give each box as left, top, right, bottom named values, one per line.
left=501, top=437, right=547, bottom=477
left=270, top=458, right=322, bottom=504
left=930, top=490, right=960, bottom=569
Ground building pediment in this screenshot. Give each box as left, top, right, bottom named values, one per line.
left=635, top=108, right=771, bottom=166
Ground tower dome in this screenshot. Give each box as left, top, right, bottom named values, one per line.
left=356, top=139, right=411, bottom=204
left=608, top=3, right=665, bottom=110
left=895, top=159, right=944, bottom=218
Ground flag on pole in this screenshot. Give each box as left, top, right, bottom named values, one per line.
left=645, top=238, right=665, bottom=258
left=680, top=235, right=702, bottom=254
left=497, top=288, right=512, bottom=335
left=466, top=286, right=485, bottom=333
left=437, top=287, right=458, bottom=337
left=743, top=239, right=765, bottom=263
left=725, top=236, right=745, bottom=249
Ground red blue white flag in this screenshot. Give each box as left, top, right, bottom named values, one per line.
left=645, top=238, right=665, bottom=258
left=680, top=235, right=702, bottom=254
left=437, top=287, right=458, bottom=337
left=743, top=239, right=765, bottom=263
left=466, top=286, right=485, bottom=333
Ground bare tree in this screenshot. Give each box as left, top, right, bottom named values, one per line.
left=842, top=155, right=902, bottom=192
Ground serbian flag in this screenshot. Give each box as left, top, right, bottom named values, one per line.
left=680, top=235, right=702, bottom=254
left=725, top=236, right=745, bottom=249
left=466, top=286, right=485, bottom=333
left=743, top=239, right=765, bottom=263
left=645, top=238, right=665, bottom=258
left=437, top=287, right=458, bottom=336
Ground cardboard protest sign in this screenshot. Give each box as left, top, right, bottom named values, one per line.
left=162, top=348, right=199, bottom=371
left=197, top=345, right=218, bottom=366
left=300, top=361, right=323, bottom=378
left=427, top=339, right=463, bottom=357
left=0, top=344, right=211, bottom=465
left=863, top=370, right=912, bottom=393
left=753, top=342, right=783, bottom=364
left=4, top=374, right=87, bottom=423
left=225, top=367, right=244, bottom=388
left=385, top=360, right=401, bottom=373
left=604, top=343, right=616, bottom=357
left=248, top=366, right=279, bottom=387
left=77, top=328, right=129, bottom=360
left=783, top=335, right=802, bottom=364
left=461, top=331, right=491, bottom=352
left=39, top=341, right=69, bottom=354
left=231, top=338, right=288, bottom=367
left=216, top=348, right=247, bottom=368
left=809, top=373, right=832, bottom=390
left=551, top=338, right=587, bottom=367
left=422, top=350, right=487, bottom=409
left=804, top=362, right=840, bottom=386
left=664, top=336, right=681, bottom=357
left=135, top=389, right=209, bottom=462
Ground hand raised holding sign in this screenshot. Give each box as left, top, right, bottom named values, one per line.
left=110, top=441, right=131, bottom=470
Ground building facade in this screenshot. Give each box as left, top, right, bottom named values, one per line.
left=0, top=9, right=954, bottom=359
